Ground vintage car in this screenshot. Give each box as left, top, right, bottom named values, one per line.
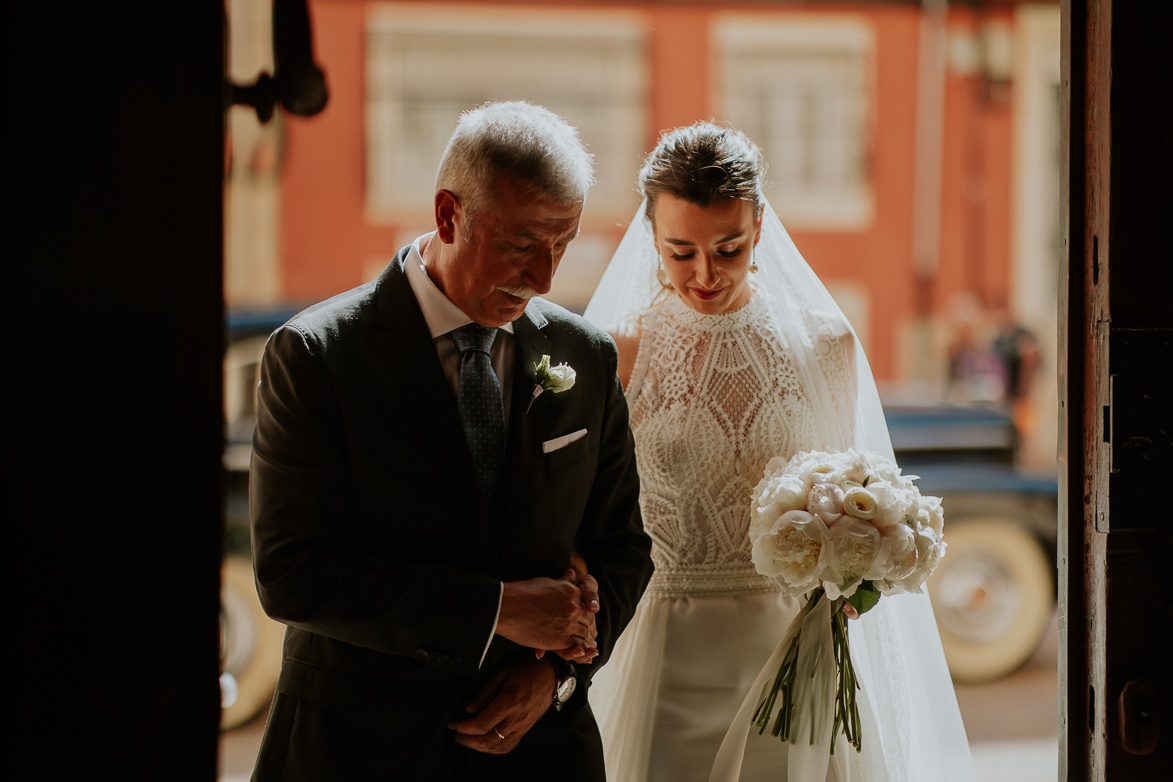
left=885, top=403, right=1058, bottom=683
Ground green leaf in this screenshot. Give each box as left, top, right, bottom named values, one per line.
left=846, top=580, right=881, bottom=616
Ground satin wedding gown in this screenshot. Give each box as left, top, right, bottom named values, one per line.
left=589, top=290, right=871, bottom=782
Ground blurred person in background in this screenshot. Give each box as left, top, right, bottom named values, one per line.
left=945, top=291, right=1006, bottom=404
left=989, top=298, right=1041, bottom=442
left=248, top=101, right=653, bottom=781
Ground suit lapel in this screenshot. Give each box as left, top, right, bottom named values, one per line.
left=373, top=251, right=490, bottom=549
left=500, top=304, right=551, bottom=572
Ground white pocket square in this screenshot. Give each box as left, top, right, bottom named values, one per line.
left=542, top=428, right=588, bottom=454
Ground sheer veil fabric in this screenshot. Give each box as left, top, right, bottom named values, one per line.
left=584, top=200, right=974, bottom=781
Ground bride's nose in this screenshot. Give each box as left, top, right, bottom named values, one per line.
left=695, top=256, right=719, bottom=288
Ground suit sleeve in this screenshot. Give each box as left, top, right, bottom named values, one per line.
left=250, top=324, right=501, bottom=675
left=574, top=336, right=654, bottom=675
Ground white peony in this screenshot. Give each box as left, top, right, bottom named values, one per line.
left=818, top=515, right=881, bottom=599
left=751, top=501, right=783, bottom=536
left=805, top=459, right=839, bottom=484
left=757, top=474, right=810, bottom=514
left=829, top=449, right=871, bottom=486
left=871, top=521, right=918, bottom=582
left=896, top=527, right=945, bottom=593
left=918, top=495, right=945, bottom=536
left=750, top=510, right=829, bottom=593
left=780, top=451, right=813, bottom=478
left=808, top=482, right=845, bottom=524
left=866, top=480, right=918, bottom=528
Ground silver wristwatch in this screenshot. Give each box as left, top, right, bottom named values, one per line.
left=553, top=665, right=577, bottom=711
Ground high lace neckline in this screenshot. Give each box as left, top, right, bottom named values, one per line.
left=628, top=276, right=817, bottom=592
left=660, top=285, right=769, bottom=334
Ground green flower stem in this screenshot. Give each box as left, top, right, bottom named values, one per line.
left=753, top=588, right=865, bottom=755
left=829, top=610, right=863, bottom=754
left=525, top=385, right=543, bottom=413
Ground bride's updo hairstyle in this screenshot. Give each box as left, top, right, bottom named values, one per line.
left=638, top=121, right=767, bottom=226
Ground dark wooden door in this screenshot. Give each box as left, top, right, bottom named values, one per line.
left=1062, top=2, right=1172, bottom=778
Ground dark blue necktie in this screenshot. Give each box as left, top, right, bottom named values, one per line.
left=451, top=324, right=505, bottom=506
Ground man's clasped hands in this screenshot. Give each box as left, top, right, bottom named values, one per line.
left=448, top=555, right=597, bottom=753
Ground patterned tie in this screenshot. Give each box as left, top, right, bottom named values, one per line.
left=451, top=323, right=505, bottom=506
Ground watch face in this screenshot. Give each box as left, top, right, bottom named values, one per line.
left=556, top=674, right=577, bottom=703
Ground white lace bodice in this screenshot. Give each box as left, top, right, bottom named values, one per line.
left=628, top=292, right=832, bottom=596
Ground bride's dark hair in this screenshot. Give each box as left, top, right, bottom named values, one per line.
left=638, top=121, right=767, bottom=225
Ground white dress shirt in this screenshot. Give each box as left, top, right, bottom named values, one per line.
left=404, top=237, right=515, bottom=427
left=403, top=235, right=509, bottom=668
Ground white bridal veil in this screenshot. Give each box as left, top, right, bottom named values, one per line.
left=584, top=200, right=975, bottom=782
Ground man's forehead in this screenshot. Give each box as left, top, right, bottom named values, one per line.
left=511, top=218, right=581, bottom=240
left=496, top=202, right=582, bottom=236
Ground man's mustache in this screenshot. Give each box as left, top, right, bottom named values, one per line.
left=498, top=284, right=540, bottom=299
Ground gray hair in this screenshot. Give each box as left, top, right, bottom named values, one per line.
left=435, top=101, right=595, bottom=219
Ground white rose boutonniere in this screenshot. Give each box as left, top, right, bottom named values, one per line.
left=527, top=354, right=576, bottom=413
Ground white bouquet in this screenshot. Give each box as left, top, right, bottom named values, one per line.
left=747, top=449, right=946, bottom=759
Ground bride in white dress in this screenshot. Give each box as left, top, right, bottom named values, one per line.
left=582, top=123, right=974, bottom=782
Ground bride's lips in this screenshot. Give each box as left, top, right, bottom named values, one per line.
left=690, top=287, right=724, bottom=301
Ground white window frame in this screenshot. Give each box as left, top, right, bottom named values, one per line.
left=713, top=15, right=874, bottom=231
left=365, top=3, right=648, bottom=225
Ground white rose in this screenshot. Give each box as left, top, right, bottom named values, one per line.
left=528, top=355, right=576, bottom=412
left=818, top=515, right=881, bottom=599
left=750, top=510, right=828, bottom=592
left=545, top=363, right=575, bottom=392
left=842, top=486, right=879, bottom=521
left=808, top=482, right=845, bottom=524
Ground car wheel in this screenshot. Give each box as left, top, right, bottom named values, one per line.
left=927, top=518, right=1054, bottom=683
left=220, top=555, right=285, bottom=731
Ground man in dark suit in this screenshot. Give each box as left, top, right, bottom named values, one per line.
left=249, top=101, right=653, bottom=780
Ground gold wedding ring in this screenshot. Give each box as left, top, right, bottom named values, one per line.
left=494, top=727, right=506, bottom=741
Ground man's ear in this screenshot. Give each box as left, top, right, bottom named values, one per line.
left=435, top=190, right=460, bottom=244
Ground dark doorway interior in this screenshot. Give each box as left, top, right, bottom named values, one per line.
left=7, top=5, right=223, bottom=778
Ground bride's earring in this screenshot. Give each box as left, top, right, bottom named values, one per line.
left=656, top=249, right=672, bottom=290
left=656, top=265, right=671, bottom=289
left=749, top=246, right=758, bottom=274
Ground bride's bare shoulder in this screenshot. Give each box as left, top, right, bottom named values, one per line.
left=607, top=314, right=643, bottom=390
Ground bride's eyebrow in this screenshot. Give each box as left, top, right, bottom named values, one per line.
left=664, top=231, right=746, bottom=245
